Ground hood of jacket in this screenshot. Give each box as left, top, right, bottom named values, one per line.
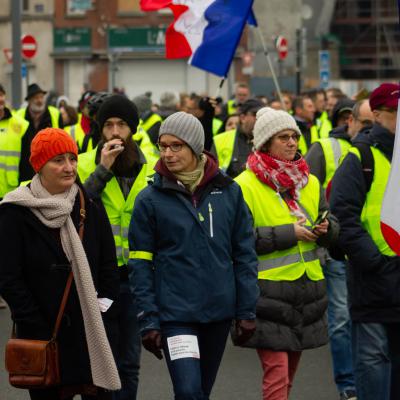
left=329, top=124, right=351, bottom=141
left=353, top=123, right=394, bottom=161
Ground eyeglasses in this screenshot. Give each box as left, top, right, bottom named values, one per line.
left=157, top=143, right=184, bottom=152
left=275, top=133, right=300, bottom=143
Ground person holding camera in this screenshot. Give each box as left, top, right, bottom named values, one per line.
left=235, top=107, right=339, bottom=400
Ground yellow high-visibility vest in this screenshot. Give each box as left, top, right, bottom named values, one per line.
left=17, top=105, right=60, bottom=128
left=236, top=169, right=324, bottom=281
left=318, top=137, right=352, bottom=188
left=0, top=114, right=29, bottom=197
left=213, top=129, right=236, bottom=171
left=78, top=149, right=148, bottom=266
left=348, top=146, right=396, bottom=256
left=140, top=113, right=162, bottom=134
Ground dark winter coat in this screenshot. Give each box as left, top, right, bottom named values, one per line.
left=0, top=188, right=119, bottom=385
left=330, top=124, right=400, bottom=322
left=128, top=155, right=259, bottom=334
left=241, top=181, right=338, bottom=351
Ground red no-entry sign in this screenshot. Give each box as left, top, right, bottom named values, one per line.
left=21, top=34, right=38, bottom=59
left=275, top=36, right=288, bottom=60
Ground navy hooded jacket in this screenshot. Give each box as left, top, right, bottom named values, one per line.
left=330, top=124, right=400, bottom=322
left=128, top=156, right=259, bottom=334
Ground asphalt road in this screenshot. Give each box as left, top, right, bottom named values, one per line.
left=0, top=307, right=338, bottom=399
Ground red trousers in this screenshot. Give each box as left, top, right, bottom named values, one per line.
left=257, top=349, right=302, bottom=400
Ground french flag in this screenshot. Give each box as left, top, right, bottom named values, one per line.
left=381, top=96, right=400, bottom=255
left=140, top=0, right=255, bottom=77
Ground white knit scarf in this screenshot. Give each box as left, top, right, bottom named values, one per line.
left=1, top=174, right=121, bottom=390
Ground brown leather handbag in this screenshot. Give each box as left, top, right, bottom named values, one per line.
left=5, top=188, right=86, bottom=389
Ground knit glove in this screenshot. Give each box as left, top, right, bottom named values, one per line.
left=142, top=330, right=163, bottom=360
left=235, top=319, right=256, bottom=345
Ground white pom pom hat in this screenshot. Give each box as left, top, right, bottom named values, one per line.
left=253, top=107, right=302, bottom=150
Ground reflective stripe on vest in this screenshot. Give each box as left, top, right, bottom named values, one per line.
left=0, top=114, right=29, bottom=197
left=65, top=114, right=86, bottom=150
left=318, top=137, right=352, bottom=188
left=348, top=146, right=396, bottom=256
left=213, top=129, right=236, bottom=171
left=78, top=148, right=148, bottom=266
left=258, top=248, right=320, bottom=272
left=236, top=169, right=324, bottom=281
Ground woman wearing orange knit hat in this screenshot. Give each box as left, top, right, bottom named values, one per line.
left=0, top=128, right=121, bottom=400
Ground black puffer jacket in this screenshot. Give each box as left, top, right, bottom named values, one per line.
left=237, top=173, right=338, bottom=351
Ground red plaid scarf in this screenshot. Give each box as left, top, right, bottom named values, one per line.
left=247, top=151, right=310, bottom=217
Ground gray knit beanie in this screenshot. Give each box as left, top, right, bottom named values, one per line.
left=159, top=111, right=204, bottom=156
left=253, top=107, right=302, bottom=150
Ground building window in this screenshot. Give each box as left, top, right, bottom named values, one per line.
left=34, top=4, right=44, bottom=13
left=66, top=0, right=92, bottom=16
left=22, top=0, right=29, bottom=12
left=118, top=0, right=141, bottom=14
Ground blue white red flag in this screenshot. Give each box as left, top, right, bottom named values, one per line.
left=381, top=97, right=400, bottom=255
left=381, top=4, right=400, bottom=254
left=140, top=0, right=255, bottom=77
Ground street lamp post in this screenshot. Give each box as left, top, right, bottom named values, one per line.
left=11, top=0, right=22, bottom=109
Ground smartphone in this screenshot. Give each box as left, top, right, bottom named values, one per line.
left=312, top=210, right=329, bottom=229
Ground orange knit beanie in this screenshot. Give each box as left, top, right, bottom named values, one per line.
left=30, top=128, right=78, bottom=172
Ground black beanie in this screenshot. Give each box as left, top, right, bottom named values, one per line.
left=97, top=95, right=139, bottom=134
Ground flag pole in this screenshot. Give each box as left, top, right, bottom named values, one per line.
left=255, top=27, right=285, bottom=109
left=214, top=78, right=225, bottom=99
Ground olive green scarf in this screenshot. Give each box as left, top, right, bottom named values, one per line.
left=174, top=153, right=207, bottom=193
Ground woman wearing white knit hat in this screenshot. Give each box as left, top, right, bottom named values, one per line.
left=235, top=107, right=339, bottom=400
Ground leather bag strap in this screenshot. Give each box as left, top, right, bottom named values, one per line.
left=51, top=187, right=86, bottom=340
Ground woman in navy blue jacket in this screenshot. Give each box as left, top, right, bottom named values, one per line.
left=128, top=112, right=258, bottom=400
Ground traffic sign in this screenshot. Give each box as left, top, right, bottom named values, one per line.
left=275, top=36, right=288, bottom=60
left=319, top=50, right=331, bottom=89
left=21, top=35, right=38, bottom=59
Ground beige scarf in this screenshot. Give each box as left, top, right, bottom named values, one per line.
left=1, top=175, right=121, bottom=391
left=174, top=153, right=207, bottom=193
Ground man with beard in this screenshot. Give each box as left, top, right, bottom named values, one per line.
left=16, top=83, right=63, bottom=182
left=78, top=95, right=147, bottom=400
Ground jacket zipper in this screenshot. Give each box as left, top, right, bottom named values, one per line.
left=208, top=202, right=214, bottom=238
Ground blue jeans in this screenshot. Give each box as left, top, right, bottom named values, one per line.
left=161, top=320, right=231, bottom=400
left=352, top=322, right=400, bottom=400
left=113, top=281, right=141, bottom=400
left=323, top=258, right=355, bottom=393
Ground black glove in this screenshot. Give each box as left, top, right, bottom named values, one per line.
left=142, top=329, right=163, bottom=360
left=235, top=319, right=256, bottom=345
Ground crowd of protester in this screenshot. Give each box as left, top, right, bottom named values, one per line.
left=0, top=79, right=399, bottom=400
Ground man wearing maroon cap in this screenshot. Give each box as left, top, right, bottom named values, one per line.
left=330, top=83, right=400, bottom=400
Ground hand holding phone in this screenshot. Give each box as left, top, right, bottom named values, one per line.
left=312, top=210, right=329, bottom=230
